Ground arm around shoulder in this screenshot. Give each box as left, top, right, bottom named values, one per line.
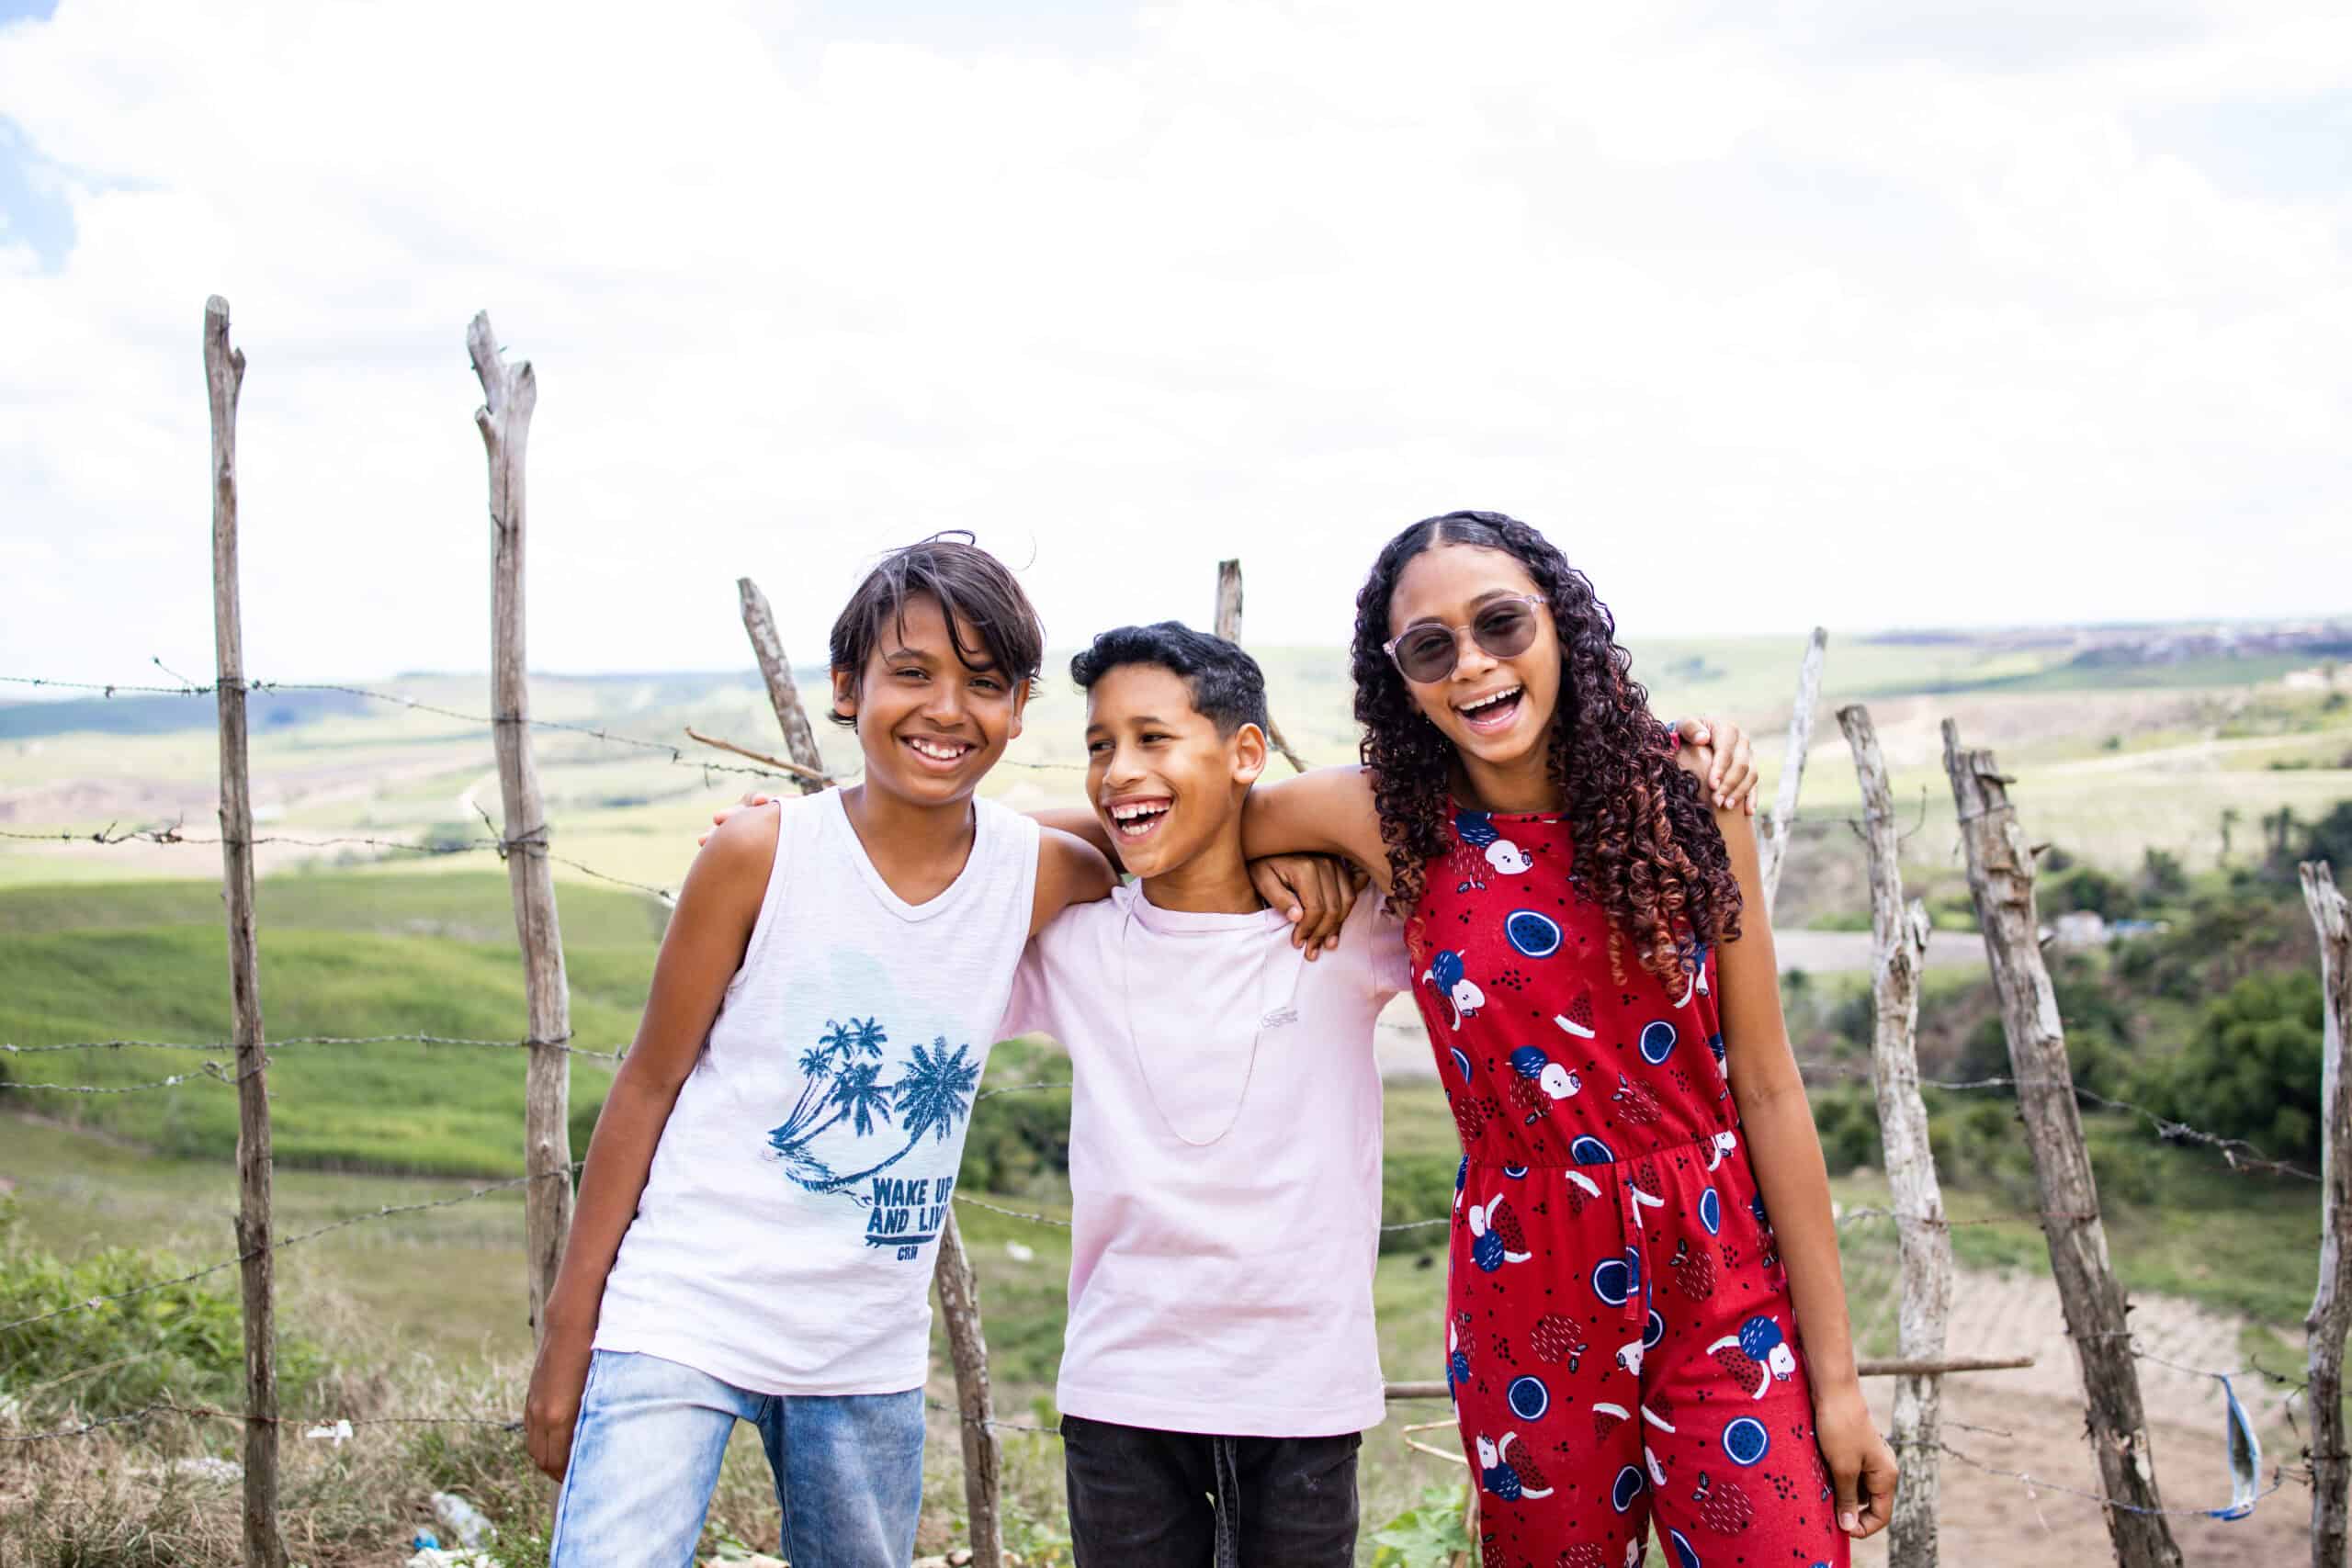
left=1238, top=765, right=1393, bottom=891
left=1032, top=825, right=1114, bottom=936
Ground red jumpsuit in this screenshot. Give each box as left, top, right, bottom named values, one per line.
left=1410, top=807, right=1847, bottom=1568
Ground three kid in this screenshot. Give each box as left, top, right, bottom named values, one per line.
left=531, top=521, right=1864, bottom=1568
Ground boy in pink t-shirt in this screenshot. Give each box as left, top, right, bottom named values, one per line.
left=1003, top=623, right=1408, bottom=1566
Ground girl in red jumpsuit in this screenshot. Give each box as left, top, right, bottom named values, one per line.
left=1243, top=511, right=1896, bottom=1566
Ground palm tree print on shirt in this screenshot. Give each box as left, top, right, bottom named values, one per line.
left=764, top=1017, right=980, bottom=1200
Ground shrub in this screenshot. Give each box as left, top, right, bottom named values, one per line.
left=2144, top=969, right=2324, bottom=1163
left=1811, top=1085, right=1883, bottom=1174
left=0, top=1201, right=328, bottom=1421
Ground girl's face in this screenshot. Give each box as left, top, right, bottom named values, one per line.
left=1385, top=543, right=1562, bottom=774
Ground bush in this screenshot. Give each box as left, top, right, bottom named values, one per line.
left=2047, top=865, right=2135, bottom=920
left=1811, top=1085, right=1882, bottom=1174
left=2139, top=848, right=2188, bottom=901
left=2144, top=969, right=2324, bottom=1163
left=0, top=1201, right=328, bottom=1421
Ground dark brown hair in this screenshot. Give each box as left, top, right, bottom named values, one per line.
left=1349, top=510, right=1741, bottom=985
left=828, top=533, right=1045, bottom=726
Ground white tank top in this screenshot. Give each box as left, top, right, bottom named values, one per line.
left=594, top=788, right=1039, bottom=1395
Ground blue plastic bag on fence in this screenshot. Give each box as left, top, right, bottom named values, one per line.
left=2214, top=1373, right=2261, bottom=1521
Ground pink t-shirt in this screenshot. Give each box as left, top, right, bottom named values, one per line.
left=1001, top=882, right=1410, bottom=1438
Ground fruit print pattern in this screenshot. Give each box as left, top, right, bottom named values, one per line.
left=1414, top=807, right=1849, bottom=1568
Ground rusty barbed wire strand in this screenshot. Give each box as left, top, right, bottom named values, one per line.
left=3, top=1032, right=621, bottom=1059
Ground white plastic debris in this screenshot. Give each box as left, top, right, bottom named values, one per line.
left=1004, top=1240, right=1035, bottom=1263
left=405, top=1550, right=503, bottom=1568
left=431, top=1492, right=495, bottom=1549
left=303, top=1418, right=354, bottom=1447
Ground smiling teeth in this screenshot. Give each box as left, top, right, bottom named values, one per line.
left=1109, top=801, right=1170, bottom=836
left=909, top=738, right=968, bottom=761
left=1462, top=687, right=1521, bottom=714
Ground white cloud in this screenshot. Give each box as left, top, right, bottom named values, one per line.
left=0, top=0, right=2346, bottom=694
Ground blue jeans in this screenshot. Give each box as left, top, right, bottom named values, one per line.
left=550, top=1350, right=926, bottom=1568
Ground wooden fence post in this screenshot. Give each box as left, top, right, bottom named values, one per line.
left=207, top=296, right=288, bottom=1568
left=1838, top=703, right=1950, bottom=1565
left=1940, top=719, right=2181, bottom=1567
left=1213, top=558, right=1308, bottom=773
left=737, top=576, right=828, bottom=796
left=935, top=1216, right=1004, bottom=1567
left=2301, top=860, right=2352, bottom=1568
left=468, top=311, right=574, bottom=1342
left=1758, top=626, right=1827, bottom=917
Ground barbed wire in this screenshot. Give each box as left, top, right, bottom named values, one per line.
left=3, top=1032, right=624, bottom=1061
left=0, top=820, right=684, bottom=905
left=1935, top=1438, right=2294, bottom=1519
left=0, top=669, right=1094, bottom=776
left=1800, top=1064, right=2320, bottom=1182
left=0, top=1164, right=582, bottom=1337
left=0, top=1058, right=262, bottom=1094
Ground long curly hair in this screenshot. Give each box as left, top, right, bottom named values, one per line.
left=1350, top=510, right=1742, bottom=986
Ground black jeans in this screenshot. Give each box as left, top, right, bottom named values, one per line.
left=1060, top=1415, right=1361, bottom=1568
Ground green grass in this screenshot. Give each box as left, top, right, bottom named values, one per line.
left=0, top=873, right=660, bottom=1173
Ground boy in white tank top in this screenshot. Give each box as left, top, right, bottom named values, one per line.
left=521, top=537, right=1116, bottom=1568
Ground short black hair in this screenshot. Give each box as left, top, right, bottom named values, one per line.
left=1069, top=622, right=1270, bottom=738
left=828, top=533, right=1045, bottom=727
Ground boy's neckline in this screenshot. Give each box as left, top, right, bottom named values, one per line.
left=1123, top=882, right=1290, bottom=931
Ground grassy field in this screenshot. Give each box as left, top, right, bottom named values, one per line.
left=4, top=624, right=2346, bottom=1562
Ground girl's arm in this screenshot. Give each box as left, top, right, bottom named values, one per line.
left=522, top=804, right=777, bottom=1481
left=1713, top=807, right=1898, bottom=1541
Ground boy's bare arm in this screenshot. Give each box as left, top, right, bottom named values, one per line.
left=1032, top=826, right=1115, bottom=937
left=522, top=805, right=775, bottom=1481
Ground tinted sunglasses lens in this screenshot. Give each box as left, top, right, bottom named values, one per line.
left=1395, top=627, right=1458, bottom=682
left=1474, top=604, right=1539, bottom=660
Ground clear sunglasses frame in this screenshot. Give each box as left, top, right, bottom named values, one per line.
left=1382, top=593, right=1549, bottom=684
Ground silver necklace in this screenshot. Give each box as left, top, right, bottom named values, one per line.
left=1117, top=895, right=1306, bottom=1149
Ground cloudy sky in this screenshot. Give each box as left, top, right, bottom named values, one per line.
left=2, top=0, right=2346, bottom=686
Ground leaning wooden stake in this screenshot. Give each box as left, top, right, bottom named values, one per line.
left=2302, top=860, right=2352, bottom=1568
left=738, top=576, right=829, bottom=795
left=1213, top=558, right=1309, bottom=773
left=1840, top=702, right=1951, bottom=1566
left=1758, top=626, right=1827, bottom=917
left=205, top=296, right=288, bottom=1568
left=1941, top=719, right=2181, bottom=1567
left=468, top=311, right=574, bottom=1343
left=935, top=1213, right=1004, bottom=1568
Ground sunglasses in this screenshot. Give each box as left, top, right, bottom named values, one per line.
left=1383, top=594, right=1547, bottom=684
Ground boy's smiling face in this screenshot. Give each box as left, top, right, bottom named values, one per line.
left=1084, top=662, right=1265, bottom=880
left=832, top=592, right=1027, bottom=807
